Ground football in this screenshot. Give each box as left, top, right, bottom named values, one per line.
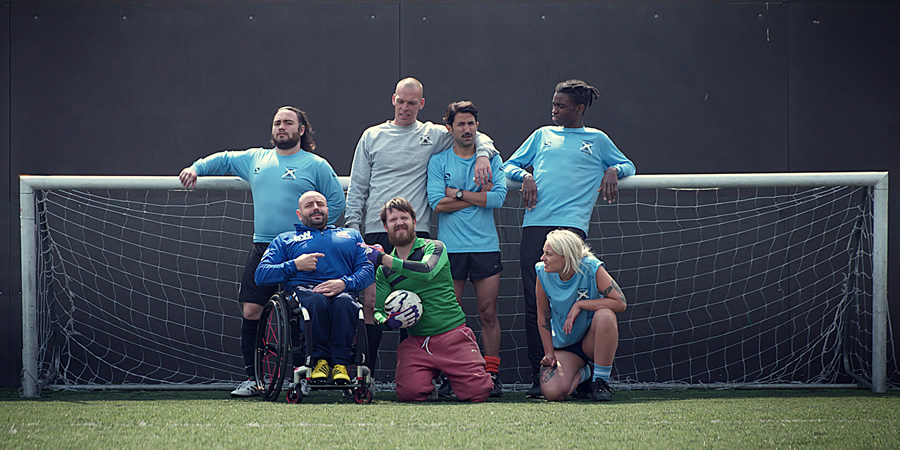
left=384, top=289, right=423, bottom=329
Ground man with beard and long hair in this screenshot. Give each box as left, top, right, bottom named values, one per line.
left=363, top=198, right=493, bottom=402
left=178, top=106, right=344, bottom=397
left=255, top=191, right=373, bottom=385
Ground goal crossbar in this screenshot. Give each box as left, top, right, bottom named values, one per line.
left=19, top=172, right=889, bottom=396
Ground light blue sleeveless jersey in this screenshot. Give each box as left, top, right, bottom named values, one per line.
left=536, top=256, right=605, bottom=348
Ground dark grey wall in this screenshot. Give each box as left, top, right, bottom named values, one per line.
left=400, top=2, right=792, bottom=175
left=10, top=3, right=400, bottom=176
left=788, top=3, right=898, bottom=173
left=3, top=1, right=898, bottom=389
left=2, top=4, right=14, bottom=389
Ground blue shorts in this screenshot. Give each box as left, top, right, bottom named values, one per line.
left=556, top=338, right=591, bottom=364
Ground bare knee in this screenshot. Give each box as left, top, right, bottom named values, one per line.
left=592, top=309, right=617, bottom=330
left=242, top=302, right=263, bottom=320
left=478, top=306, right=498, bottom=328
left=541, top=384, right=569, bottom=402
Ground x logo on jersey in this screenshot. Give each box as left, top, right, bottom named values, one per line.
left=580, top=140, right=594, bottom=156
left=420, top=134, right=432, bottom=145
left=577, top=289, right=590, bottom=300
left=283, top=167, right=297, bottom=180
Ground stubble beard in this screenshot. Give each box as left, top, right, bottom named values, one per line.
left=302, top=212, right=327, bottom=229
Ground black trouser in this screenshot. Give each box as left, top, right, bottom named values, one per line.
left=520, top=226, right=586, bottom=378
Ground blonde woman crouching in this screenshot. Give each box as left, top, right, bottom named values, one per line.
left=535, top=229, right=627, bottom=401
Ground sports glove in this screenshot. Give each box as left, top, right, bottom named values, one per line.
left=359, top=243, right=385, bottom=267
left=385, top=316, right=403, bottom=330
left=388, top=304, right=421, bottom=329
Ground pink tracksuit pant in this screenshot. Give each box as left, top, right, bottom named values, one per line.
left=395, top=325, right=492, bottom=402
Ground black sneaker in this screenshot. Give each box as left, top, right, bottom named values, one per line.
left=591, top=378, right=613, bottom=402
left=525, top=372, right=543, bottom=399
left=437, top=373, right=454, bottom=399
left=489, top=372, right=503, bottom=398
left=572, top=379, right=592, bottom=400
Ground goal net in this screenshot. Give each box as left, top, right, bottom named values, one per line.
left=19, top=173, right=893, bottom=396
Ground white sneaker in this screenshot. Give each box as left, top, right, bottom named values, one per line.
left=230, top=379, right=261, bottom=397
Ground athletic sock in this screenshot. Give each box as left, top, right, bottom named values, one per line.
left=241, top=318, right=259, bottom=379
left=578, top=364, right=592, bottom=384
left=592, top=363, right=612, bottom=382
left=484, top=356, right=500, bottom=375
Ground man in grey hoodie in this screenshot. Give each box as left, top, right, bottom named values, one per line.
left=345, top=77, right=498, bottom=368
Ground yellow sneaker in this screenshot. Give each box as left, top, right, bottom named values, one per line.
left=311, top=359, right=329, bottom=382
left=331, top=364, right=350, bottom=384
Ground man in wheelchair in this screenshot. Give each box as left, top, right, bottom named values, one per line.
left=255, top=191, right=374, bottom=385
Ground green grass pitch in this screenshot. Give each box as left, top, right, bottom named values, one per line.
left=2, top=388, right=898, bottom=448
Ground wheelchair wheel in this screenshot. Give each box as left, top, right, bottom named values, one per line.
left=286, top=387, right=303, bottom=404
left=353, top=386, right=374, bottom=404
left=255, top=293, right=290, bottom=402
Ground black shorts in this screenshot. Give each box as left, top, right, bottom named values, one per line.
left=449, top=252, right=503, bottom=281
left=364, top=231, right=430, bottom=255
left=238, top=242, right=279, bottom=306
left=556, top=338, right=591, bottom=364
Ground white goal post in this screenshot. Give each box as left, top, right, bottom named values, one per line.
left=19, top=172, right=889, bottom=397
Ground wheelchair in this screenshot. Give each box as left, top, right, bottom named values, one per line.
left=254, top=290, right=374, bottom=404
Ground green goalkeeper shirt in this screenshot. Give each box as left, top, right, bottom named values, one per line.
left=374, top=237, right=465, bottom=337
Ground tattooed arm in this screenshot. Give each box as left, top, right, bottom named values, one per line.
left=561, top=265, right=627, bottom=334
left=594, top=264, right=627, bottom=311
left=535, top=277, right=558, bottom=369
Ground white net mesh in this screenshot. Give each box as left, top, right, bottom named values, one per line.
left=35, top=189, right=252, bottom=385
left=28, top=180, right=896, bottom=390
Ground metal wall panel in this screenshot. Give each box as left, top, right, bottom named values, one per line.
left=1, top=5, right=16, bottom=389
left=400, top=3, right=789, bottom=173
left=788, top=2, right=900, bottom=174
left=10, top=3, right=399, bottom=177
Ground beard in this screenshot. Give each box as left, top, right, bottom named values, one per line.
left=388, top=225, right=416, bottom=248
left=273, top=132, right=301, bottom=150
left=301, top=211, right=328, bottom=229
